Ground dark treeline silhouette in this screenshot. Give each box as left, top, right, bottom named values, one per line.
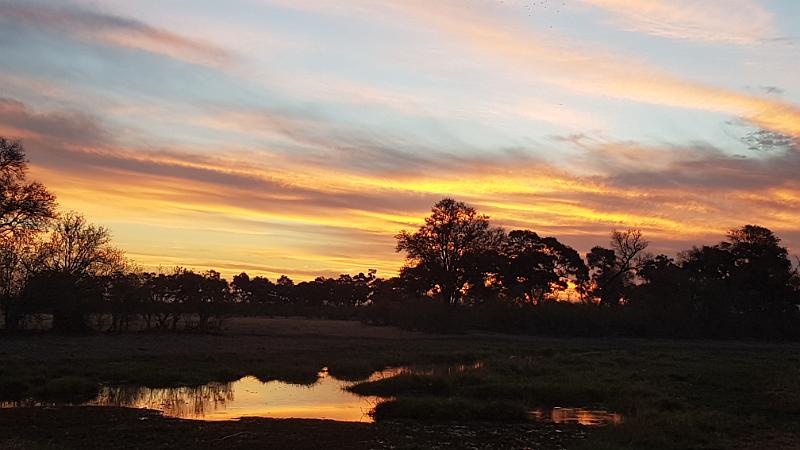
left=15, top=267, right=378, bottom=333
left=376, top=199, right=800, bottom=338
left=2, top=138, right=799, bottom=337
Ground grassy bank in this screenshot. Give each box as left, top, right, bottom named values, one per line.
left=349, top=341, right=800, bottom=449
left=2, top=317, right=800, bottom=449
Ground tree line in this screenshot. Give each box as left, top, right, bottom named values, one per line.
left=380, top=198, right=800, bottom=338
left=0, top=139, right=378, bottom=331
left=2, top=138, right=799, bottom=337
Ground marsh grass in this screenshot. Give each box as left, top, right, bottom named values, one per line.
left=347, top=373, right=453, bottom=396
left=39, top=376, right=98, bottom=402
left=1, top=318, right=799, bottom=449
left=345, top=336, right=800, bottom=449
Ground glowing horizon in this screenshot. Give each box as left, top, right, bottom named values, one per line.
left=1, top=0, right=799, bottom=280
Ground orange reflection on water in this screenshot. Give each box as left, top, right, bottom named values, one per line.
left=88, top=369, right=381, bottom=422
left=531, top=407, right=623, bottom=426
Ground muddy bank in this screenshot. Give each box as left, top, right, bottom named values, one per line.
left=0, top=406, right=587, bottom=450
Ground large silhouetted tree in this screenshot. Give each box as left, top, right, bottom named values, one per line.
left=722, top=225, right=797, bottom=314
left=24, top=213, right=126, bottom=331
left=1, top=138, right=56, bottom=328
left=33, top=213, right=125, bottom=277
left=396, top=198, right=503, bottom=305
left=681, top=225, right=800, bottom=335
left=0, top=138, right=56, bottom=240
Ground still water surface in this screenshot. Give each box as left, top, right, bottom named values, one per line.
left=88, top=368, right=386, bottom=422
left=533, top=407, right=623, bottom=426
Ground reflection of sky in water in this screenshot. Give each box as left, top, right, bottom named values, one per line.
left=88, top=368, right=386, bottom=422
left=532, top=407, right=623, bottom=426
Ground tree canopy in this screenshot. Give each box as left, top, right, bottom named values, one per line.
left=0, top=138, right=56, bottom=240
left=396, top=198, right=503, bottom=305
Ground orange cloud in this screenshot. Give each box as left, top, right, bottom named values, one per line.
left=23, top=133, right=800, bottom=279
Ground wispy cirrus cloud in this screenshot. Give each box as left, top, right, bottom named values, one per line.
left=563, top=132, right=800, bottom=191
left=260, top=0, right=800, bottom=138
left=384, top=1, right=800, bottom=138
left=0, top=1, right=234, bottom=67
left=577, top=0, right=776, bottom=44
left=0, top=98, right=110, bottom=145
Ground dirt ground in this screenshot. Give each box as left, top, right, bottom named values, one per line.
left=0, top=407, right=586, bottom=450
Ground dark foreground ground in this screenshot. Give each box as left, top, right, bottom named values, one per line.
left=0, top=407, right=586, bottom=450
left=2, top=318, right=800, bottom=449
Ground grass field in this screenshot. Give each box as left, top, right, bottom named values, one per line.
left=2, top=317, right=799, bottom=449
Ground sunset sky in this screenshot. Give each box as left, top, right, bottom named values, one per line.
left=1, top=0, right=799, bottom=280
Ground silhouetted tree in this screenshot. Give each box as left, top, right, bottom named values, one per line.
left=295, top=277, right=330, bottom=307
left=104, top=272, right=147, bottom=332
left=141, top=272, right=181, bottom=330
left=26, top=213, right=126, bottom=331
left=231, top=272, right=279, bottom=304
left=499, top=230, right=588, bottom=304
left=0, top=235, right=37, bottom=329
left=24, top=270, right=103, bottom=331
left=0, top=138, right=56, bottom=240
left=396, top=198, right=503, bottom=305
left=0, top=138, right=56, bottom=328
left=587, top=246, right=624, bottom=306
left=588, top=229, right=649, bottom=306
left=680, top=225, right=800, bottom=336
left=722, top=225, right=797, bottom=315
left=250, top=276, right=277, bottom=303
left=173, top=269, right=231, bottom=331
left=33, top=213, right=126, bottom=277
left=680, top=245, right=735, bottom=333
left=231, top=272, right=252, bottom=302
left=627, top=254, right=695, bottom=336
left=275, top=275, right=294, bottom=303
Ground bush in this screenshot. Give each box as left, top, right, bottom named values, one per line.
left=362, top=298, right=469, bottom=333
left=38, top=376, right=98, bottom=402
left=0, top=377, right=31, bottom=401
